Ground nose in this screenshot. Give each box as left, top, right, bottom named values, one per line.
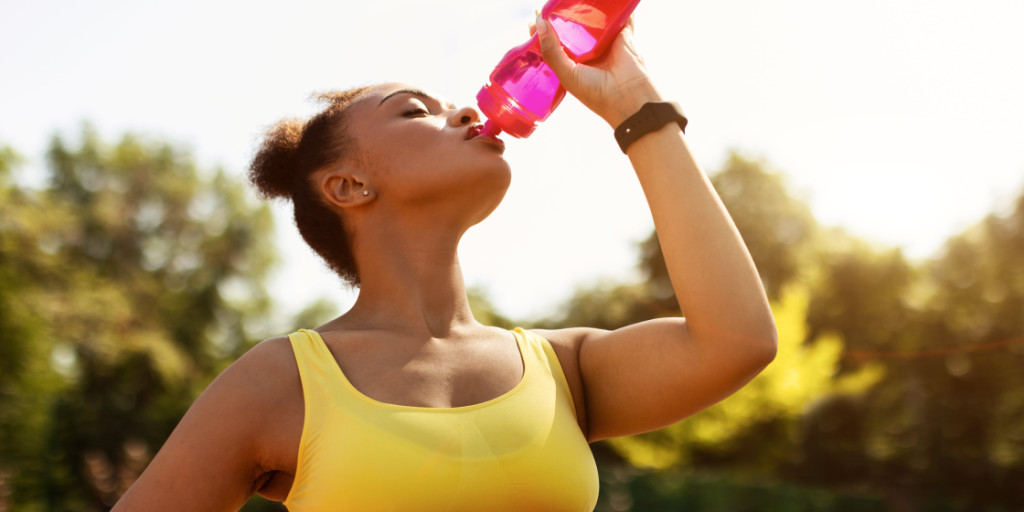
left=448, top=106, right=480, bottom=127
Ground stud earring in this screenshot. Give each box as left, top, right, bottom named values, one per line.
left=362, top=190, right=369, bottom=196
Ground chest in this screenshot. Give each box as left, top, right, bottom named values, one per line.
left=282, top=331, right=598, bottom=511
left=326, top=332, right=526, bottom=409
left=259, top=331, right=527, bottom=475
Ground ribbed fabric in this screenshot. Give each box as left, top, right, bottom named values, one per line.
left=282, top=328, right=599, bottom=512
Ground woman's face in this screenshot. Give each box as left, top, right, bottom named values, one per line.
left=342, top=83, right=512, bottom=226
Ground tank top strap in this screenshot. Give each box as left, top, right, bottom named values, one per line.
left=511, top=328, right=580, bottom=422
left=512, top=327, right=546, bottom=369
left=287, top=329, right=353, bottom=413
left=288, top=329, right=336, bottom=376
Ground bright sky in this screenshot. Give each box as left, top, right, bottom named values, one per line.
left=3, top=0, right=1023, bottom=321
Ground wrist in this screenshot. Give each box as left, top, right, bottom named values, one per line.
left=614, top=101, right=688, bottom=154
left=603, top=84, right=663, bottom=127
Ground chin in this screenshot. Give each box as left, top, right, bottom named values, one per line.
left=465, top=156, right=511, bottom=191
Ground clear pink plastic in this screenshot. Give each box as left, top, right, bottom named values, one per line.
left=478, top=0, right=643, bottom=138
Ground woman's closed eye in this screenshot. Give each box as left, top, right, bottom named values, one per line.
left=403, top=107, right=430, bottom=117
left=402, top=99, right=434, bottom=117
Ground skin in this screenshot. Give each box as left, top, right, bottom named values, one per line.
left=113, top=17, right=777, bottom=511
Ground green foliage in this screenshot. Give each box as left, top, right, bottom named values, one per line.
left=928, top=192, right=1024, bottom=343
left=596, top=468, right=889, bottom=512
left=549, top=280, right=674, bottom=331
left=0, top=125, right=277, bottom=510
left=806, top=237, right=918, bottom=356
left=794, top=190, right=1024, bottom=509
left=2, top=131, right=1022, bottom=511
left=0, top=145, right=22, bottom=190
left=553, top=151, right=1024, bottom=509
left=608, top=287, right=885, bottom=470
left=639, top=153, right=820, bottom=303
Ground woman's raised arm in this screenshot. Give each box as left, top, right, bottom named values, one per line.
left=534, top=17, right=777, bottom=442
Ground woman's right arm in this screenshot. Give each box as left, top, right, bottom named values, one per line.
left=113, top=337, right=299, bottom=511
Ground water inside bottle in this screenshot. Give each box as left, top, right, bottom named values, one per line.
left=477, top=0, right=642, bottom=138
left=489, top=37, right=562, bottom=118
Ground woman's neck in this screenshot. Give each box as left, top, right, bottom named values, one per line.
left=333, top=224, right=478, bottom=339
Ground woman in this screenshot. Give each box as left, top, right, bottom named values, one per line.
left=114, top=15, right=777, bottom=512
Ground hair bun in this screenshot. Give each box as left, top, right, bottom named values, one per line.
left=249, top=118, right=305, bottom=200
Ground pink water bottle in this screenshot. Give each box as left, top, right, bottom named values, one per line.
left=477, top=0, right=643, bottom=139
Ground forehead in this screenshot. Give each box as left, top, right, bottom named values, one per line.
left=351, top=83, right=455, bottom=111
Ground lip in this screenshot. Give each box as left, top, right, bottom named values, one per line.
left=466, top=124, right=505, bottom=153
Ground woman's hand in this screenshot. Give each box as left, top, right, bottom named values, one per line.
left=532, top=15, right=662, bottom=128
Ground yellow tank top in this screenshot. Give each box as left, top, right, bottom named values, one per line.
left=282, top=328, right=599, bottom=512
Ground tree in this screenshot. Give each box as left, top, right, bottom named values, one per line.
left=550, top=152, right=882, bottom=470
left=556, top=151, right=1024, bottom=510
left=608, top=288, right=883, bottom=471
left=0, top=125, right=278, bottom=510
left=795, top=187, right=1024, bottom=508
left=0, top=145, right=66, bottom=511
left=638, top=152, right=820, bottom=304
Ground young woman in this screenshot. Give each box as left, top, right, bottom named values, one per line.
left=114, top=16, right=777, bottom=512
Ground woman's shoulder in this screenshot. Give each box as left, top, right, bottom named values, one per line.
left=243, top=335, right=300, bottom=367
left=231, top=335, right=304, bottom=405
left=221, top=335, right=305, bottom=473
left=191, top=336, right=303, bottom=432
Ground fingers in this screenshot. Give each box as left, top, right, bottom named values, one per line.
left=534, top=16, right=576, bottom=86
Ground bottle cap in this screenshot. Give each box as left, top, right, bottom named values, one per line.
left=476, top=83, right=539, bottom=139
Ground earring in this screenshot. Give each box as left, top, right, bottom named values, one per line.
left=362, top=190, right=369, bottom=196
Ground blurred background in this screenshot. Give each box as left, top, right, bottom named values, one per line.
left=1, top=0, right=1022, bottom=510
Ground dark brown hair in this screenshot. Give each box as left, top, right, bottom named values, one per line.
left=248, top=87, right=372, bottom=286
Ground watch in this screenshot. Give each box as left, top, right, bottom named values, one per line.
left=613, top=101, right=688, bottom=154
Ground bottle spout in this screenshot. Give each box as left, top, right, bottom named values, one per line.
left=481, top=119, right=502, bottom=138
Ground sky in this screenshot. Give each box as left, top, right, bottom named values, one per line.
left=2, top=0, right=1023, bottom=322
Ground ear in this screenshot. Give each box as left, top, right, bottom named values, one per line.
left=320, top=171, right=376, bottom=209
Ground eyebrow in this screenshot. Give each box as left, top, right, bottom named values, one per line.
left=378, top=88, right=456, bottom=110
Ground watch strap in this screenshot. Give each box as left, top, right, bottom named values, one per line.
left=614, top=101, right=688, bottom=154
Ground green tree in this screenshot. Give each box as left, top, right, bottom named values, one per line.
left=638, top=152, right=820, bottom=304
left=0, top=145, right=65, bottom=511
left=0, top=126, right=278, bottom=510
left=793, top=187, right=1024, bottom=509
left=559, top=152, right=890, bottom=510
left=804, top=235, right=920, bottom=372
left=928, top=194, right=1024, bottom=492
left=609, top=288, right=883, bottom=471
left=549, top=152, right=879, bottom=471
left=558, top=151, right=1024, bottom=510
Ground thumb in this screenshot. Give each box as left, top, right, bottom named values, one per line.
left=535, top=17, right=576, bottom=85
